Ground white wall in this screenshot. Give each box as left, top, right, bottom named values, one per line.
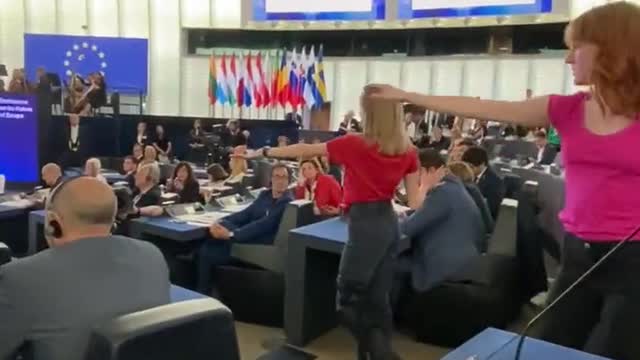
left=0, top=0, right=617, bottom=128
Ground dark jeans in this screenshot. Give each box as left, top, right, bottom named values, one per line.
left=337, top=202, right=398, bottom=359
left=531, top=234, right=640, bottom=360
left=196, top=240, right=231, bottom=295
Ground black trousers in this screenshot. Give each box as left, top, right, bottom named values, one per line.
left=337, top=201, right=398, bottom=359
left=531, top=234, right=640, bottom=360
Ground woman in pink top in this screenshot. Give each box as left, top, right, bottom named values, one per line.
left=368, top=3, right=640, bottom=359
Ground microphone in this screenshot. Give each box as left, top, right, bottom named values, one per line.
left=510, top=224, right=640, bottom=360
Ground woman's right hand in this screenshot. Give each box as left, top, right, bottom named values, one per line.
left=364, top=84, right=407, bottom=102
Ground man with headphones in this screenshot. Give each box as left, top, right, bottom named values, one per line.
left=197, top=163, right=293, bottom=295
left=0, top=177, right=170, bottom=360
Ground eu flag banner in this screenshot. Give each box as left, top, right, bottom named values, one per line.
left=24, top=34, right=148, bottom=94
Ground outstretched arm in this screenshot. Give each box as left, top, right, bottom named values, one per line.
left=366, top=84, right=550, bottom=128
left=257, top=143, right=328, bottom=159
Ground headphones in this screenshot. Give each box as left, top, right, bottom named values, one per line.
left=44, top=176, right=118, bottom=242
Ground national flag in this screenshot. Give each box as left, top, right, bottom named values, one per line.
left=270, top=51, right=280, bottom=107
left=314, top=45, right=327, bottom=105
left=276, top=50, right=289, bottom=107
left=236, top=54, right=245, bottom=107
left=215, top=55, right=228, bottom=105
left=297, top=47, right=308, bottom=107
left=247, top=53, right=261, bottom=107
left=289, top=48, right=299, bottom=108
left=243, top=54, right=253, bottom=107
left=303, top=46, right=317, bottom=108
left=226, top=54, right=237, bottom=106
left=208, top=55, right=217, bottom=105
left=256, top=52, right=270, bottom=107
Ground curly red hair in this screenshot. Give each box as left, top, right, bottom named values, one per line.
left=566, top=2, right=640, bottom=117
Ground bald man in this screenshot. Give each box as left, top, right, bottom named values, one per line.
left=0, top=177, right=170, bottom=360
left=41, top=163, right=62, bottom=188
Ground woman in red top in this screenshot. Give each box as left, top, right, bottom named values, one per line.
left=248, top=98, right=420, bottom=359
left=294, top=159, right=343, bottom=217
left=367, top=3, right=640, bottom=358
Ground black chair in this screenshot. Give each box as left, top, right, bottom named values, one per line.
left=216, top=201, right=316, bottom=326
left=0, top=241, right=11, bottom=266
left=85, top=299, right=240, bottom=360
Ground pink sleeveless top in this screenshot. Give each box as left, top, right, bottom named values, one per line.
left=549, top=93, right=640, bottom=241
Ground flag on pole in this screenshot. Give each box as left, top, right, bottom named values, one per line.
left=236, top=54, right=245, bottom=107
left=303, top=46, right=317, bottom=108
left=248, top=53, right=261, bottom=107
left=243, top=54, right=253, bottom=107
left=289, top=48, right=299, bottom=109
left=270, top=51, right=280, bottom=107
left=276, top=50, right=289, bottom=107
left=314, top=45, right=327, bottom=105
left=256, top=52, right=269, bottom=107
left=208, top=55, right=217, bottom=105
left=225, top=54, right=237, bottom=106
left=215, top=55, right=228, bottom=105
left=298, top=47, right=308, bottom=107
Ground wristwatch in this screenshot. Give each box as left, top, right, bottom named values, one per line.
left=261, top=146, right=271, bottom=158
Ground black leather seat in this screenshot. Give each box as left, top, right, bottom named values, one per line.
left=85, top=298, right=240, bottom=360
left=0, top=241, right=11, bottom=266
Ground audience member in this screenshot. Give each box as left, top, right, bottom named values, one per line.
left=462, top=146, right=505, bottom=220
left=132, top=163, right=162, bottom=211
left=41, top=163, right=62, bottom=189
left=534, top=130, right=557, bottom=165
left=166, top=162, right=201, bottom=204
left=188, top=119, right=207, bottom=164
left=141, top=145, right=158, bottom=165
left=0, top=177, right=170, bottom=360
left=469, top=119, right=488, bottom=141
left=135, top=121, right=149, bottom=147
left=8, top=68, right=28, bottom=94
left=132, top=143, right=144, bottom=162
left=227, top=150, right=248, bottom=184
left=84, top=158, right=107, bottom=184
left=197, top=163, right=293, bottom=295
left=224, top=119, right=247, bottom=148
left=153, top=124, right=172, bottom=162
left=394, top=149, right=483, bottom=308
left=294, top=159, right=342, bottom=216
left=338, top=110, right=363, bottom=134
left=122, top=155, right=138, bottom=190
left=206, top=164, right=229, bottom=187
left=448, top=161, right=494, bottom=236
left=424, top=125, right=450, bottom=152
left=449, top=138, right=475, bottom=162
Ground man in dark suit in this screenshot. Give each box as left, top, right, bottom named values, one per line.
left=338, top=110, right=363, bottom=134
left=462, top=146, right=506, bottom=220
left=197, top=163, right=293, bottom=295
left=533, top=130, right=557, bottom=165
left=0, top=177, right=170, bottom=360
left=121, top=155, right=138, bottom=191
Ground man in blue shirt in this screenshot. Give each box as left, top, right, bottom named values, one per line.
left=197, top=163, right=293, bottom=295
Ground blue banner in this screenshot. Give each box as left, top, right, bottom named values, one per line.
left=0, top=94, right=39, bottom=184
left=253, top=0, right=385, bottom=21
left=398, top=0, right=552, bottom=19
left=24, top=34, right=148, bottom=94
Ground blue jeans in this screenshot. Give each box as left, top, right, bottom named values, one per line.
left=197, top=240, right=231, bottom=295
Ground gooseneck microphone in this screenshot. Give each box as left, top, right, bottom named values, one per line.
left=511, top=224, right=640, bottom=360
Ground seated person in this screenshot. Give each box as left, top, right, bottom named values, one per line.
left=469, top=119, right=488, bottom=141
left=165, top=162, right=201, bottom=204
left=131, top=163, right=163, bottom=216
left=41, top=163, right=63, bottom=189
left=197, top=164, right=293, bottom=295
left=135, top=121, right=149, bottom=147
left=84, top=158, right=107, bottom=184
left=122, top=155, right=138, bottom=190
left=132, top=143, right=144, bottom=162
left=424, top=125, right=450, bottom=152
left=140, top=145, right=159, bottom=166
left=0, top=177, right=170, bottom=360
left=395, top=149, right=484, bottom=302
left=153, top=124, right=172, bottom=163
left=294, top=159, right=342, bottom=216
left=448, top=138, right=475, bottom=162
left=533, top=130, right=557, bottom=165
left=206, top=164, right=229, bottom=187
left=226, top=150, right=247, bottom=184
left=448, top=161, right=494, bottom=238
left=462, top=146, right=506, bottom=220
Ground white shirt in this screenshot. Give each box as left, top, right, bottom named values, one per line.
left=537, top=147, right=544, bottom=163
left=70, top=125, right=79, bottom=143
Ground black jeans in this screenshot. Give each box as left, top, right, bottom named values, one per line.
left=531, top=234, right=640, bottom=360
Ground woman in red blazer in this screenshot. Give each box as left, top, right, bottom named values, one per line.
left=294, top=159, right=342, bottom=216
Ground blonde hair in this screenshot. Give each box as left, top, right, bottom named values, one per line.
left=566, top=2, right=640, bottom=116
left=85, top=158, right=102, bottom=177
left=447, top=161, right=475, bottom=183
left=229, top=156, right=247, bottom=176
left=361, top=97, right=411, bottom=156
